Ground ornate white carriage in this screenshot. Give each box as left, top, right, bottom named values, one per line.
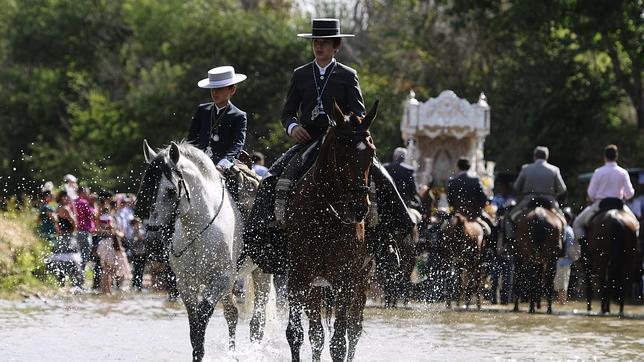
left=400, top=90, right=495, bottom=207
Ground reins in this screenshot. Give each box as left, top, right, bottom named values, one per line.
left=313, top=128, right=372, bottom=224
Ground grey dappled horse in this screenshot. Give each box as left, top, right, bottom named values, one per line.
left=136, top=140, right=271, bottom=362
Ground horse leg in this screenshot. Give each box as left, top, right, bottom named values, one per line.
left=250, top=269, right=271, bottom=343
left=600, top=260, right=610, bottom=314
left=544, top=261, right=556, bottom=314
left=347, top=287, right=367, bottom=362
left=330, top=286, right=350, bottom=362
left=476, top=262, right=482, bottom=310
left=305, top=288, right=325, bottom=362
left=221, top=294, right=238, bottom=350
left=512, top=261, right=521, bottom=312
left=528, top=264, right=537, bottom=314
left=286, top=301, right=304, bottom=362
left=183, top=293, right=208, bottom=362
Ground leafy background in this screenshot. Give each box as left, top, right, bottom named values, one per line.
left=0, top=0, right=642, bottom=210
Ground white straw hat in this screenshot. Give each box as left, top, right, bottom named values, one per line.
left=197, top=66, right=247, bottom=89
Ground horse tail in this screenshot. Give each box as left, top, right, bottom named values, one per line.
left=529, top=208, right=550, bottom=248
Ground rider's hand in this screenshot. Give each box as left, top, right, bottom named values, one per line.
left=290, top=125, right=311, bottom=144
left=215, top=165, right=225, bottom=173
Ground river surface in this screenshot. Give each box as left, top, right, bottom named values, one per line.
left=1, top=292, right=642, bottom=361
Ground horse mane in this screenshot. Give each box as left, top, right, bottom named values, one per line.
left=159, top=141, right=219, bottom=183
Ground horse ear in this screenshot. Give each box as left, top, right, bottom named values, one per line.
left=170, top=142, right=181, bottom=166
left=362, top=100, right=379, bottom=130
left=333, top=100, right=345, bottom=127
left=143, top=139, right=157, bottom=163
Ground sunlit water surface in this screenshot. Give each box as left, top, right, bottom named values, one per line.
left=1, top=293, right=642, bottom=361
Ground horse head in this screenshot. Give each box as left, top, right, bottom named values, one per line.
left=314, top=100, right=378, bottom=223
left=135, top=140, right=197, bottom=241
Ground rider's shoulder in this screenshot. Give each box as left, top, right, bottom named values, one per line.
left=293, top=62, right=313, bottom=73
left=335, top=62, right=357, bottom=75
left=197, top=102, right=214, bottom=110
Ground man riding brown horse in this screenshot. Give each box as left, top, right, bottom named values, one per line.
left=243, top=18, right=414, bottom=275
left=573, top=144, right=639, bottom=245
left=446, top=157, right=493, bottom=235
left=574, top=144, right=639, bottom=315
left=507, top=146, right=567, bottom=240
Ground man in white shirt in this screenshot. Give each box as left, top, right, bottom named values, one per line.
left=573, top=144, right=638, bottom=241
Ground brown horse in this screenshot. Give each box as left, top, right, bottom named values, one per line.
left=514, top=206, right=563, bottom=314
left=285, top=101, right=378, bottom=362
left=584, top=201, right=638, bottom=316
left=442, top=213, right=486, bottom=309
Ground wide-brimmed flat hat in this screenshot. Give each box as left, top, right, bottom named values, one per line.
left=297, top=18, right=354, bottom=39
left=197, top=66, right=247, bottom=89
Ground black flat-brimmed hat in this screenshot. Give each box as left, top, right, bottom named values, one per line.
left=297, top=18, right=354, bottom=39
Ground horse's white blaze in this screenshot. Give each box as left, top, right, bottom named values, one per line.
left=357, top=142, right=366, bottom=151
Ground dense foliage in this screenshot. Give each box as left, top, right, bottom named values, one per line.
left=0, top=0, right=641, bottom=205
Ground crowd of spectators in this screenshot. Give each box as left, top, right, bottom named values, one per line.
left=35, top=174, right=160, bottom=294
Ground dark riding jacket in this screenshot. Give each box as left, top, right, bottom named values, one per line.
left=281, top=60, right=365, bottom=139
left=383, top=161, right=417, bottom=206
left=187, top=102, right=247, bottom=165
left=447, top=172, right=488, bottom=215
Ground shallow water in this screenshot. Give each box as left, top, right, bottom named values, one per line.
left=0, top=292, right=642, bottom=361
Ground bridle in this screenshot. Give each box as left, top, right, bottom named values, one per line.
left=145, top=158, right=225, bottom=258
left=315, top=127, right=373, bottom=224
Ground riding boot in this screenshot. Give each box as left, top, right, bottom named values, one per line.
left=274, top=178, right=292, bottom=224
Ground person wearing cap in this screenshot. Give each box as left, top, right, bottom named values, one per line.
left=244, top=18, right=414, bottom=274
left=446, top=157, right=493, bottom=234
left=383, top=147, right=418, bottom=207
left=63, top=174, right=79, bottom=200
left=572, top=144, right=638, bottom=242
left=188, top=65, right=248, bottom=172
left=507, top=146, right=567, bottom=239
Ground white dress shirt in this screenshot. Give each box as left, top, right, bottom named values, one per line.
left=587, top=161, right=635, bottom=201
left=214, top=101, right=233, bottom=169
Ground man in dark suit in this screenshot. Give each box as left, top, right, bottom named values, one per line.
left=384, top=147, right=417, bottom=207
left=244, top=18, right=413, bottom=274
left=447, top=158, right=488, bottom=217
left=447, top=157, right=493, bottom=234
left=187, top=65, right=247, bottom=171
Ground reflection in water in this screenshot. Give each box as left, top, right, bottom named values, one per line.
left=0, top=293, right=642, bottom=361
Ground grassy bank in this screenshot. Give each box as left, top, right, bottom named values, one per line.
left=0, top=205, right=54, bottom=296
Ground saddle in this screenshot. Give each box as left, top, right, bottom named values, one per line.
left=225, top=154, right=261, bottom=218
left=274, top=141, right=320, bottom=223
left=526, top=195, right=556, bottom=210
left=518, top=195, right=567, bottom=226
left=442, top=211, right=492, bottom=237
left=598, top=197, right=624, bottom=212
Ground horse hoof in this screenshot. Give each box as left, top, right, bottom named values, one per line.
left=547, top=308, right=552, bottom=314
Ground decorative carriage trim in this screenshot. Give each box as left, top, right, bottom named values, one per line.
left=401, top=90, right=493, bottom=197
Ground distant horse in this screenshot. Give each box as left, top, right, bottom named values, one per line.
left=513, top=204, right=563, bottom=314
left=285, top=101, right=378, bottom=362
left=375, top=208, right=421, bottom=308
left=584, top=198, right=638, bottom=316
left=442, top=212, right=487, bottom=309
left=135, top=141, right=271, bottom=362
